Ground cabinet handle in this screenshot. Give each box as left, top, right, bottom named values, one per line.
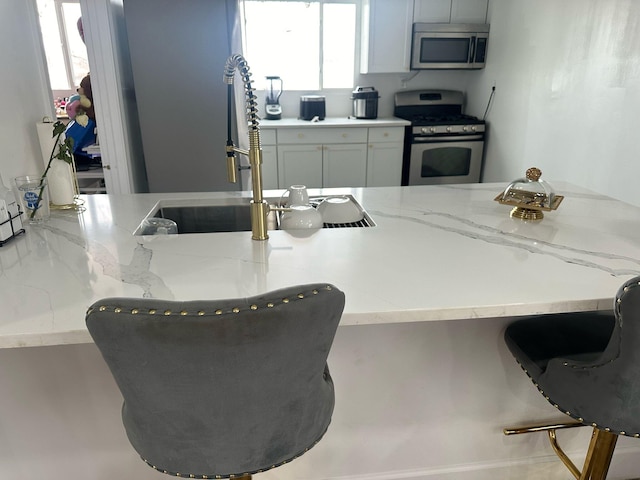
left=342, top=133, right=348, bottom=138
left=384, top=132, right=389, bottom=137
left=103, top=164, right=111, bottom=170
left=298, top=133, right=304, bottom=139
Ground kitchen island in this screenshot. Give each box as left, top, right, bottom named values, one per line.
left=1, top=183, right=640, bottom=479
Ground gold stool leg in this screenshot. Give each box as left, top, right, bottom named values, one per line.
left=504, top=422, right=619, bottom=480
left=579, top=428, right=618, bottom=480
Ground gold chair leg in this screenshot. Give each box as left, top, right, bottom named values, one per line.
left=579, top=428, right=618, bottom=480
left=548, top=429, right=581, bottom=479
left=504, top=421, right=619, bottom=480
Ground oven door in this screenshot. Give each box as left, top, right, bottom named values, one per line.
left=406, top=135, right=484, bottom=185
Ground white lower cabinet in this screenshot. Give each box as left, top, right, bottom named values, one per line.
left=269, top=126, right=405, bottom=189
left=277, top=144, right=367, bottom=188
left=260, top=129, right=279, bottom=190
left=367, top=127, right=405, bottom=187
left=323, top=144, right=367, bottom=188
left=367, top=142, right=404, bottom=187
left=277, top=145, right=323, bottom=188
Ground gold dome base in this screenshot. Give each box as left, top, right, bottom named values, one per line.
left=510, top=207, right=544, bottom=221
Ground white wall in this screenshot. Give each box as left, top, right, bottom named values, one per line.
left=0, top=1, right=55, bottom=185
left=5, top=0, right=640, bottom=206
left=468, top=0, right=640, bottom=207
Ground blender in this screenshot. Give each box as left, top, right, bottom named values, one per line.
left=265, top=76, right=283, bottom=120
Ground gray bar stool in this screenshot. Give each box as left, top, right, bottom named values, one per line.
left=86, top=283, right=345, bottom=479
left=503, top=275, right=640, bottom=480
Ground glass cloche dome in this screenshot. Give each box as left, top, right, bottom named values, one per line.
left=495, top=167, right=563, bottom=220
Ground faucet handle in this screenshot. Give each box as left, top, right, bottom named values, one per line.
left=225, top=143, right=237, bottom=183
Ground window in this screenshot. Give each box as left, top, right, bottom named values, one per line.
left=240, top=0, right=357, bottom=90
left=36, top=0, right=89, bottom=93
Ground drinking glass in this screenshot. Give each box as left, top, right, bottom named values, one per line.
left=14, top=175, right=50, bottom=223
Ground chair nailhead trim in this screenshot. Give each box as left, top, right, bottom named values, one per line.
left=516, top=351, right=639, bottom=438
left=140, top=434, right=326, bottom=478
left=92, top=285, right=335, bottom=319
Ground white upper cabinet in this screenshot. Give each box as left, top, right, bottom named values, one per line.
left=360, top=0, right=414, bottom=73
left=360, top=0, right=489, bottom=74
left=413, top=0, right=488, bottom=23
left=451, top=0, right=488, bottom=23
left=413, top=0, right=451, bottom=23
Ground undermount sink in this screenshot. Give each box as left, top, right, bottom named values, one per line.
left=134, top=196, right=374, bottom=236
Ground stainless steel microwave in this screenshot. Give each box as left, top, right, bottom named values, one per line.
left=411, top=23, right=489, bottom=70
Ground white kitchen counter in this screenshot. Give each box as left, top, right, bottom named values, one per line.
left=260, top=116, right=410, bottom=128
left=1, top=182, right=638, bottom=349
left=3, top=182, right=640, bottom=480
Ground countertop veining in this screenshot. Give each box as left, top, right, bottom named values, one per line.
left=1, top=183, right=639, bottom=348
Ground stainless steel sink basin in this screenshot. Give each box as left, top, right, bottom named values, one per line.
left=134, top=196, right=374, bottom=235
left=150, top=204, right=258, bottom=234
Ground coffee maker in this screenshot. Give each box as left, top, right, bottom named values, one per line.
left=265, top=76, right=283, bottom=120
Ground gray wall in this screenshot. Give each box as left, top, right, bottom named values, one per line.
left=124, top=0, right=238, bottom=193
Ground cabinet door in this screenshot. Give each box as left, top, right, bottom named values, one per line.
left=413, top=0, right=452, bottom=23
left=360, top=0, right=413, bottom=73
left=261, top=145, right=279, bottom=190
left=277, top=145, right=323, bottom=189
left=413, top=0, right=488, bottom=23
left=451, top=0, right=488, bottom=23
left=367, top=142, right=404, bottom=187
left=323, top=144, right=367, bottom=188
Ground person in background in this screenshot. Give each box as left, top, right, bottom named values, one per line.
left=64, top=17, right=97, bottom=171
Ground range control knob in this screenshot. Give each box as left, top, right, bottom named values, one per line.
left=462, top=126, right=468, bottom=132
left=471, top=126, right=477, bottom=132
left=446, top=126, right=452, bottom=133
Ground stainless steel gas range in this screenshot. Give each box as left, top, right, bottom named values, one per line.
left=394, top=90, right=485, bottom=186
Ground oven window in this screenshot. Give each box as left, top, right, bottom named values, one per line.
left=421, top=147, right=471, bottom=178
left=420, top=38, right=470, bottom=64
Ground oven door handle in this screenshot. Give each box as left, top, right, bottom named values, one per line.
left=413, top=134, right=484, bottom=143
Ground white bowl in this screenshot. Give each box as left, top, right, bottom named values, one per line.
left=317, top=196, right=364, bottom=224
left=280, top=205, right=323, bottom=230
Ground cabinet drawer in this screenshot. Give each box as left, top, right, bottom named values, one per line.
left=278, top=128, right=368, bottom=144
left=260, top=129, right=277, bottom=145
left=368, top=127, right=405, bottom=143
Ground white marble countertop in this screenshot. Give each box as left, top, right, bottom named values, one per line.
left=1, top=183, right=639, bottom=349
left=260, top=116, right=410, bottom=128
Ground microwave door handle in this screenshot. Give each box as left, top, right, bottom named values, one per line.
left=469, top=36, right=476, bottom=64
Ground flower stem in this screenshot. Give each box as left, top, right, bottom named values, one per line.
left=30, top=122, right=66, bottom=219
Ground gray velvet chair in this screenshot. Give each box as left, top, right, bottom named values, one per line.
left=503, top=275, right=640, bottom=480
left=86, top=283, right=345, bottom=479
